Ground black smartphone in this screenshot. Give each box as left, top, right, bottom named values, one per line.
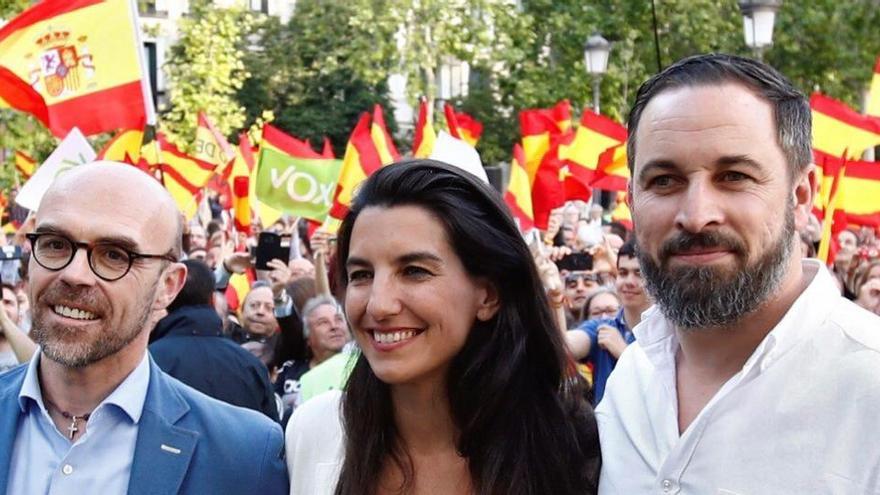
left=254, top=232, right=291, bottom=270
left=555, top=252, right=593, bottom=272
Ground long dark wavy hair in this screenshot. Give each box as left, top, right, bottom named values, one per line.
left=333, top=160, right=600, bottom=495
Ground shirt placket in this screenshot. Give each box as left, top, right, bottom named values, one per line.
left=653, top=338, right=774, bottom=494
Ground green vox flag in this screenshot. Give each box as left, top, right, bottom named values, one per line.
left=255, top=135, right=342, bottom=222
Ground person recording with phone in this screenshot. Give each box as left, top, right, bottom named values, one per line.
left=564, top=239, right=652, bottom=405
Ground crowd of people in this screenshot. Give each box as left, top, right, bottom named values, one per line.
left=0, top=53, right=878, bottom=494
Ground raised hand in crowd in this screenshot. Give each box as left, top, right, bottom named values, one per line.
left=223, top=252, right=253, bottom=274
left=596, top=324, right=627, bottom=359
left=0, top=297, right=36, bottom=365
left=266, top=258, right=292, bottom=299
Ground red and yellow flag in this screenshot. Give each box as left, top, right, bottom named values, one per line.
left=194, top=112, right=235, bottom=170
left=817, top=159, right=846, bottom=264
left=0, top=67, right=49, bottom=127
left=814, top=151, right=880, bottom=229
left=0, top=0, right=154, bottom=137
left=232, top=176, right=251, bottom=235
left=328, top=112, right=384, bottom=221
left=519, top=101, right=573, bottom=185
left=156, top=133, right=215, bottom=220
left=558, top=110, right=628, bottom=186
left=321, top=137, right=335, bottom=159
left=370, top=104, right=400, bottom=165
left=530, top=133, right=591, bottom=230
left=413, top=98, right=436, bottom=158
left=14, top=151, right=37, bottom=180
left=867, top=56, right=880, bottom=118
left=97, top=128, right=144, bottom=164
left=811, top=93, right=880, bottom=159
left=226, top=268, right=256, bottom=313
left=591, top=144, right=629, bottom=192
left=611, top=192, right=633, bottom=230
left=503, top=144, right=534, bottom=231
left=446, top=107, right=482, bottom=147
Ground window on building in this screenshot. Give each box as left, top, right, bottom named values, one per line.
left=138, top=1, right=157, bottom=15
left=249, top=0, right=269, bottom=14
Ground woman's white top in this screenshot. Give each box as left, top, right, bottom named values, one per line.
left=285, top=390, right=345, bottom=495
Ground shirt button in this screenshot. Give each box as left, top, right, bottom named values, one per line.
left=62, top=464, right=74, bottom=475
left=662, top=479, right=672, bottom=492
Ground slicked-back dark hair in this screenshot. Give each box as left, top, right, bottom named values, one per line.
left=167, top=259, right=214, bottom=312
left=627, top=53, right=811, bottom=180
left=333, top=159, right=600, bottom=495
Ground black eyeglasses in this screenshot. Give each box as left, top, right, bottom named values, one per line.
left=26, top=232, right=178, bottom=282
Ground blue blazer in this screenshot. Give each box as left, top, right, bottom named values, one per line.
left=0, top=359, right=289, bottom=495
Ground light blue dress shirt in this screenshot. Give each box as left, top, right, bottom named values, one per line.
left=6, top=351, right=150, bottom=495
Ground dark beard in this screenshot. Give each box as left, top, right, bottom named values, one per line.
left=637, top=210, right=794, bottom=330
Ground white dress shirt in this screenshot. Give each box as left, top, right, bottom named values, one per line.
left=285, top=390, right=344, bottom=495
left=597, top=260, right=880, bottom=495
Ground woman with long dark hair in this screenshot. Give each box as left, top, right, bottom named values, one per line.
left=286, top=160, right=600, bottom=495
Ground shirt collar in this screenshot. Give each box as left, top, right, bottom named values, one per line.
left=633, top=259, right=838, bottom=372
left=17, top=351, right=151, bottom=424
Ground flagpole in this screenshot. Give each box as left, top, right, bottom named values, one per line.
left=127, top=0, right=157, bottom=126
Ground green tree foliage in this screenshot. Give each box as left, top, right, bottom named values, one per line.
left=161, top=0, right=253, bottom=150
left=768, top=0, right=880, bottom=108
left=239, top=0, right=398, bottom=156
left=468, top=0, right=879, bottom=164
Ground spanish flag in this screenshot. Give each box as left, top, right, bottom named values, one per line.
left=14, top=151, right=37, bottom=180
left=591, top=144, right=629, bottom=192
left=444, top=106, right=482, bottom=147
left=0, top=0, right=155, bottom=137
left=97, top=128, right=144, bottom=164
left=519, top=104, right=570, bottom=185
left=530, top=133, right=591, bottom=230
left=157, top=134, right=215, bottom=220
left=413, top=98, right=436, bottom=158
left=227, top=269, right=256, bottom=313
left=232, top=176, right=251, bottom=235
left=817, top=159, right=846, bottom=264
left=503, top=144, right=534, bottom=231
left=328, top=112, right=384, bottom=221
left=811, top=93, right=880, bottom=159
left=370, top=104, right=400, bottom=165
left=0, top=67, right=49, bottom=128
left=611, top=192, right=633, bottom=230
left=814, top=151, right=880, bottom=228
left=558, top=110, right=628, bottom=186
left=237, top=131, right=284, bottom=228
left=194, top=112, right=235, bottom=169
left=868, top=56, right=880, bottom=118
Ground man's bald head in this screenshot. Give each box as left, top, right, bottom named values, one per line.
left=39, top=161, right=183, bottom=258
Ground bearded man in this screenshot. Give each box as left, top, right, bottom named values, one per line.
left=0, top=162, right=287, bottom=494
left=596, top=54, right=880, bottom=494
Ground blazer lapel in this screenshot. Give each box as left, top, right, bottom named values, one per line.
left=127, top=360, right=199, bottom=495
left=0, top=368, right=26, bottom=494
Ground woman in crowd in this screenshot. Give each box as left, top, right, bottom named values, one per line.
left=286, top=160, right=600, bottom=494
left=581, top=288, right=621, bottom=322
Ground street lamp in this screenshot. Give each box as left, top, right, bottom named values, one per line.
left=738, top=0, right=782, bottom=59
left=583, top=33, right=610, bottom=115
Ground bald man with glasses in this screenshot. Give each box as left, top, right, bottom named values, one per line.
left=0, top=162, right=288, bottom=495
